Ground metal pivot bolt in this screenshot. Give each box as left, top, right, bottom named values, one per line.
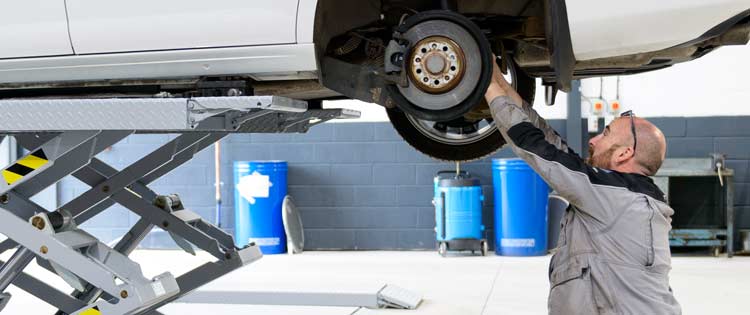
left=0, top=194, right=8, bottom=204
left=40, top=246, right=48, bottom=254
left=31, top=216, right=46, bottom=230
left=120, top=290, right=128, bottom=299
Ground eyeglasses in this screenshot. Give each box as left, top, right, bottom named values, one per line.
left=620, top=110, right=637, bottom=153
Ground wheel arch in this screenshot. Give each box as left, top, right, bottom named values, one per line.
left=312, top=0, right=382, bottom=71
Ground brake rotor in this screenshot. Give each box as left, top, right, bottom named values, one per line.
left=408, top=36, right=466, bottom=94
left=397, top=19, right=482, bottom=112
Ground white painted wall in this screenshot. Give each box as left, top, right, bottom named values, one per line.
left=323, top=100, right=390, bottom=122
left=329, top=43, right=750, bottom=122
left=581, top=44, right=750, bottom=118
left=0, top=137, right=14, bottom=168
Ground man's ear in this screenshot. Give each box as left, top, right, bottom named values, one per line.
left=613, top=146, right=633, bottom=164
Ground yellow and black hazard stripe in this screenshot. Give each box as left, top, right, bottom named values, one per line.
left=80, top=306, right=101, bottom=315
left=2, top=149, right=49, bottom=185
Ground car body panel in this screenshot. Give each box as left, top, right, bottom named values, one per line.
left=65, top=0, right=298, bottom=54
left=0, top=0, right=73, bottom=59
left=566, top=0, right=750, bottom=60
left=297, top=0, right=318, bottom=43
left=0, top=44, right=317, bottom=85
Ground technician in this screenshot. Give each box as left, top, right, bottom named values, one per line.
left=485, top=57, right=682, bottom=314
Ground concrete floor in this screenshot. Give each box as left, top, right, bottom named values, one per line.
left=3, top=250, right=749, bottom=315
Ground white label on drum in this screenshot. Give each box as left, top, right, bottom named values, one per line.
left=249, top=237, right=280, bottom=246
left=501, top=238, right=536, bottom=248
left=236, top=171, right=273, bottom=204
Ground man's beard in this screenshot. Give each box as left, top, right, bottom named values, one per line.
left=586, top=146, right=617, bottom=169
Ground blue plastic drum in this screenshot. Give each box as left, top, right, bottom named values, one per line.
left=234, top=161, right=288, bottom=254
left=492, top=159, right=549, bottom=256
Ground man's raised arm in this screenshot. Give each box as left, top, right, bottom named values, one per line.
left=484, top=57, right=620, bottom=225
left=484, top=58, right=571, bottom=154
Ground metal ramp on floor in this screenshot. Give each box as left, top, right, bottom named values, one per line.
left=0, top=95, right=419, bottom=315
left=176, top=284, right=423, bottom=310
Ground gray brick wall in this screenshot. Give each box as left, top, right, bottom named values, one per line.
left=61, top=117, right=750, bottom=250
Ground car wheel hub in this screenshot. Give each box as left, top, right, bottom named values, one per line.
left=409, top=36, right=466, bottom=94
left=397, top=19, right=482, bottom=112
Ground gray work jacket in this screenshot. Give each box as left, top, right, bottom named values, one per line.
left=489, top=96, right=681, bottom=315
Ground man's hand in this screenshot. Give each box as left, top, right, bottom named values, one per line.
left=484, top=54, right=525, bottom=106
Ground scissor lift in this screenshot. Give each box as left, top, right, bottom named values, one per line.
left=0, top=95, right=400, bottom=314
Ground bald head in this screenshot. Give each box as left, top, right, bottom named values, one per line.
left=587, top=116, right=667, bottom=176
left=632, top=118, right=667, bottom=176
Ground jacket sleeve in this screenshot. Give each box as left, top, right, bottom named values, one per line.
left=489, top=96, right=624, bottom=224
left=518, top=99, right=572, bottom=154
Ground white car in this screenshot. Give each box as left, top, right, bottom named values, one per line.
left=2, top=0, right=749, bottom=161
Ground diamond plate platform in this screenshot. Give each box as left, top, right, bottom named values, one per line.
left=0, top=96, right=355, bottom=133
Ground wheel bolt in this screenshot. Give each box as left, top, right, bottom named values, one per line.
left=423, top=77, right=429, bottom=83
left=415, top=57, right=421, bottom=63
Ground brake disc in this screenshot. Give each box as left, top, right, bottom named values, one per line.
left=397, top=19, right=482, bottom=111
